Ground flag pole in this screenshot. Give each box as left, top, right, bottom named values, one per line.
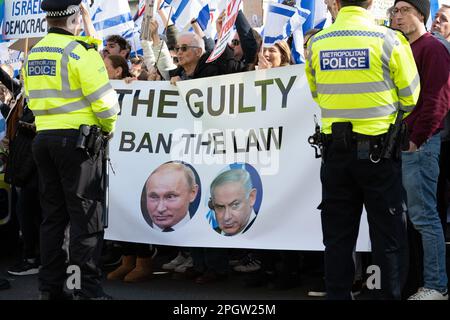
left=24, top=38, right=29, bottom=57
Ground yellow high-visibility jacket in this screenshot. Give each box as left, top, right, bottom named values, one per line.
left=305, top=6, right=420, bottom=135
left=23, top=29, right=119, bottom=133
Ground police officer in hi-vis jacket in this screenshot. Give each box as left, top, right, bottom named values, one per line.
left=305, top=0, right=420, bottom=299
left=23, top=0, right=119, bottom=300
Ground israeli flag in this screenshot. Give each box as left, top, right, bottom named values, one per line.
left=301, top=0, right=328, bottom=31
left=264, top=1, right=310, bottom=64
left=87, top=0, right=142, bottom=56
left=164, top=0, right=210, bottom=31
left=263, top=2, right=297, bottom=46
left=201, top=0, right=227, bottom=40
left=288, top=1, right=311, bottom=64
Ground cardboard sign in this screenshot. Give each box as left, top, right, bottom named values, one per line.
left=206, top=0, right=242, bottom=63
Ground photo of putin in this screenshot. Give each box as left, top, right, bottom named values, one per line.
left=141, top=162, right=200, bottom=232
left=208, top=169, right=258, bottom=236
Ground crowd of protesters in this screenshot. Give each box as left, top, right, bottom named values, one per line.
left=0, top=0, right=449, bottom=300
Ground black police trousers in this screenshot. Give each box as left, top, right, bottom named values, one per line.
left=32, top=130, right=105, bottom=298
left=320, top=138, right=408, bottom=300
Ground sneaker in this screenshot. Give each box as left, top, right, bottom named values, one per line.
left=229, top=252, right=248, bottom=267
left=408, top=288, right=449, bottom=300
left=229, top=258, right=242, bottom=267
left=233, top=254, right=261, bottom=273
left=174, top=256, right=193, bottom=273
left=162, top=251, right=188, bottom=271
left=7, top=258, right=40, bottom=276
left=308, top=278, right=327, bottom=297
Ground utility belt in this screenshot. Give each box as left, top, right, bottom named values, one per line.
left=76, top=124, right=105, bottom=157
left=323, top=122, right=408, bottom=162
left=309, top=120, right=408, bottom=163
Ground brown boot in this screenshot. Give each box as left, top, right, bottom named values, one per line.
left=107, top=255, right=136, bottom=281
left=123, top=257, right=153, bottom=283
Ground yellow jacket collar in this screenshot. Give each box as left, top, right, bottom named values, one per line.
left=74, top=36, right=102, bottom=47
left=334, top=6, right=375, bottom=26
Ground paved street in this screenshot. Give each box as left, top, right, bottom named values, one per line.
left=0, top=248, right=323, bottom=301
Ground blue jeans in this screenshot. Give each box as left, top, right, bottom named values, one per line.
left=402, top=133, right=448, bottom=293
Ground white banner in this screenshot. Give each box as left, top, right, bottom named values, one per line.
left=3, top=0, right=47, bottom=39
left=106, top=65, right=371, bottom=251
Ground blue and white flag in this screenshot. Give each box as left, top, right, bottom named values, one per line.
left=288, top=1, right=311, bottom=64
left=264, top=1, right=310, bottom=64
left=301, top=0, right=328, bottom=31
left=199, top=0, right=227, bottom=40
left=164, top=0, right=210, bottom=31
left=263, top=2, right=297, bottom=47
left=87, top=0, right=141, bottom=56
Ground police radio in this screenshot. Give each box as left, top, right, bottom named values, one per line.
left=308, top=115, right=324, bottom=159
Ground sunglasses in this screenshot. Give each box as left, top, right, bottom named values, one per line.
left=174, top=45, right=199, bottom=53
left=231, top=39, right=240, bottom=46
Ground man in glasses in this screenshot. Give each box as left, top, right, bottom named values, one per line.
left=169, top=32, right=222, bottom=83
left=222, top=10, right=261, bottom=71
left=229, top=35, right=244, bottom=61
left=393, top=0, right=450, bottom=300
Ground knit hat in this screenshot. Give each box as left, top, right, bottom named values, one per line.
left=394, top=0, right=430, bottom=23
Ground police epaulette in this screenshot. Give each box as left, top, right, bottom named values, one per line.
left=76, top=40, right=98, bottom=51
